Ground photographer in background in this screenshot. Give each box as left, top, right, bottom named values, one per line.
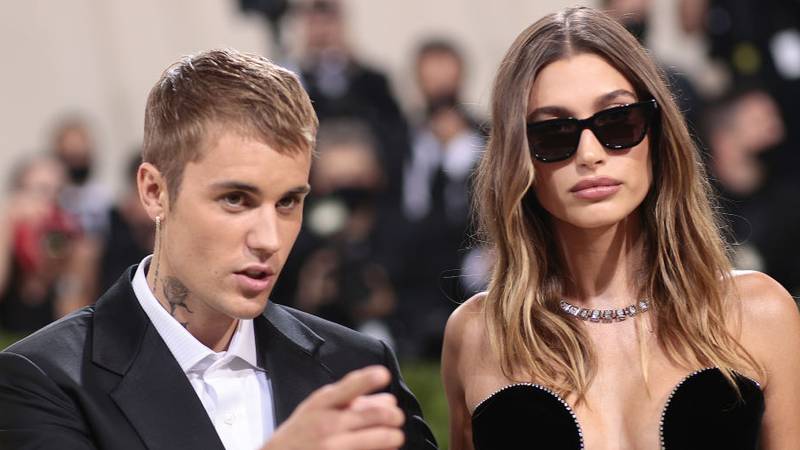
left=292, top=120, right=400, bottom=348
left=0, top=157, right=94, bottom=334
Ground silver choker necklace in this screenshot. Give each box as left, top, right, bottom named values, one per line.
left=559, top=299, right=650, bottom=323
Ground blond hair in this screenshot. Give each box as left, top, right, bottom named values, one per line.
left=474, top=6, right=761, bottom=399
left=142, top=48, right=318, bottom=199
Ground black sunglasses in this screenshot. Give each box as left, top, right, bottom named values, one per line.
left=526, top=99, right=659, bottom=163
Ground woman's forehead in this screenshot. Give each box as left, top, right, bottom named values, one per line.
left=528, top=53, right=636, bottom=114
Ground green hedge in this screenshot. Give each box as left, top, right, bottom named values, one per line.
left=0, top=332, right=22, bottom=350
left=400, top=360, right=449, bottom=449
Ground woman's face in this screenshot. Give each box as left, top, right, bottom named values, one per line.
left=527, top=53, right=653, bottom=230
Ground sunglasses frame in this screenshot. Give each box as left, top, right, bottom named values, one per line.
left=527, top=98, right=659, bottom=163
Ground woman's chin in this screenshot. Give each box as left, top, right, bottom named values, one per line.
left=557, top=210, right=636, bottom=231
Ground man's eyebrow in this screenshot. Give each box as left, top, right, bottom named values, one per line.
left=286, top=185, right=311, bottom=196
left=211, top=182, right=311, bottom=196
left=211, top=181, right=262, bottom=195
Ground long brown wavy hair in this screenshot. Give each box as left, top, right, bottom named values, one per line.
left=474, top=6, right=762, bottom=399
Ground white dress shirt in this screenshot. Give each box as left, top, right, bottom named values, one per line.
left=132, top=256, right=274, bottom=450
left=403, top=127, right=483, bottom=221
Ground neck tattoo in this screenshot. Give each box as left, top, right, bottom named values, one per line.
left=163, top=277, right=193, bottom=329
left=559, top=298, right=650, bottom=323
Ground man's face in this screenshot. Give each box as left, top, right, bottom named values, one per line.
left=160, top=131, right=311, bottom=321
left=417, top=51, right=462, bottom=102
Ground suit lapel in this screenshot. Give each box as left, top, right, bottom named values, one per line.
left=256, top=303, right=332, bottom=425
left=92, top=267, right=225, bottom=450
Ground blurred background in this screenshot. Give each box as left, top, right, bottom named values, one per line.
left=1, top=0, right=799, bottom=447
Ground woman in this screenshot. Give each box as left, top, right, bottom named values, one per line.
left=442, top=7, right=800, bottom=450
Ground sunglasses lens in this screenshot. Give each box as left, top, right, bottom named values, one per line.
left=593, top=104, right=651, bottom=149
left=527, top=100, right=657, bottom=162
left=528, top=120, right=580, bottom=162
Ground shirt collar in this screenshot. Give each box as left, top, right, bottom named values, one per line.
left=131, top=255, right=260, bottom=373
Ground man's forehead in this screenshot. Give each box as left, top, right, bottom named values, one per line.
left=199, top=122, right=309, bottom=153
left=182, top=133, right=309, bottom=187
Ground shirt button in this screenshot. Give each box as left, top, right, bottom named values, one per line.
left=224, top=413, right=234, bottom=425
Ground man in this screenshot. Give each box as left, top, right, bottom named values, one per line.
left=0, top=49, right=437, bottom=450
left=399, top=39, right=485, bottom=359
left=297, top=0, right=410, bottom=203
left=50, top=115, right=113, bottom=240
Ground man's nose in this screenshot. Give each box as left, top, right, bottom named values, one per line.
left=247, top=208, right=281, bottom=257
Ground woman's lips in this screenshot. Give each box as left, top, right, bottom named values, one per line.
left=571, top=183, right=621, bottom=200
left=570, top=177, right=622, bottom=201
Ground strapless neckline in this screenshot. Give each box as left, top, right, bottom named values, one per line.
left=471, top=367, right=762, bottom=450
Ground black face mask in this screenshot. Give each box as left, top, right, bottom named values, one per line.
left=67, top=165, right=91, bottom=185
left=426, top=93, right=460, bottom=118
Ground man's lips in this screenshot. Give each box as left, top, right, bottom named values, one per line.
left=234, top=266, right=276, bottom=294
left=235, top=265, right=276, bottom=279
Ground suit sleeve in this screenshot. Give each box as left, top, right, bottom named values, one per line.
left=0, top=351, right=97, bottom=449
left=380, top=341, right=439, bottom=450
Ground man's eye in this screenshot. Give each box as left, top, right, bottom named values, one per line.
left=277, top=196, right=299, bottom=210
left=222, top=193, right=246, bottom=208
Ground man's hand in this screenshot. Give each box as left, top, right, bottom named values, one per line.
left=262, top=365, right=405, bottom=450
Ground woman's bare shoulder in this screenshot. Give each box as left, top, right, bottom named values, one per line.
left=730, top=270, right=797, bottom=320
left=453, top=292, right=488, bottom=319
left=730, top=270, right=800, bottom=379
left=442, top=292, right=503, bottom=392
left=444, top=292, right=489, bottom=353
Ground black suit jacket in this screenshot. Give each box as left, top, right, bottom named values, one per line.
left=0, top=267, right=437, bottom=449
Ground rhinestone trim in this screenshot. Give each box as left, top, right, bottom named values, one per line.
left=473, top=383, right=585, bottom=449
left=559, top=299, right=650, bottom=323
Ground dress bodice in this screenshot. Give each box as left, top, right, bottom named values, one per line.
left=471, top=368, right=764, bottom=449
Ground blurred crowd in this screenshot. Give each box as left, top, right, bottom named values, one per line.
left=1, top=0, right=799, bottom=360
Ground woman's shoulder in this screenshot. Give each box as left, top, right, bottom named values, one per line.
left=730, top=270, right=797, bottom=320
left=444, top=292, right=488, bottom=346
left=442, top=292, right=507, bottom=397
left=443, top=292, right=494, bottom=366
left=730, top=270, right=800, bottom=383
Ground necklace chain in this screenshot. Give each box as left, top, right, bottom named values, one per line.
left=559, top=299, right=650, bottom=323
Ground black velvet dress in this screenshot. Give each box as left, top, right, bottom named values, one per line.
left=471, top=368, right=764, bottom=449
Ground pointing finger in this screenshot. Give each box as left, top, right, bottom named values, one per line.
left=305, top=366, right=391, bottom=409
